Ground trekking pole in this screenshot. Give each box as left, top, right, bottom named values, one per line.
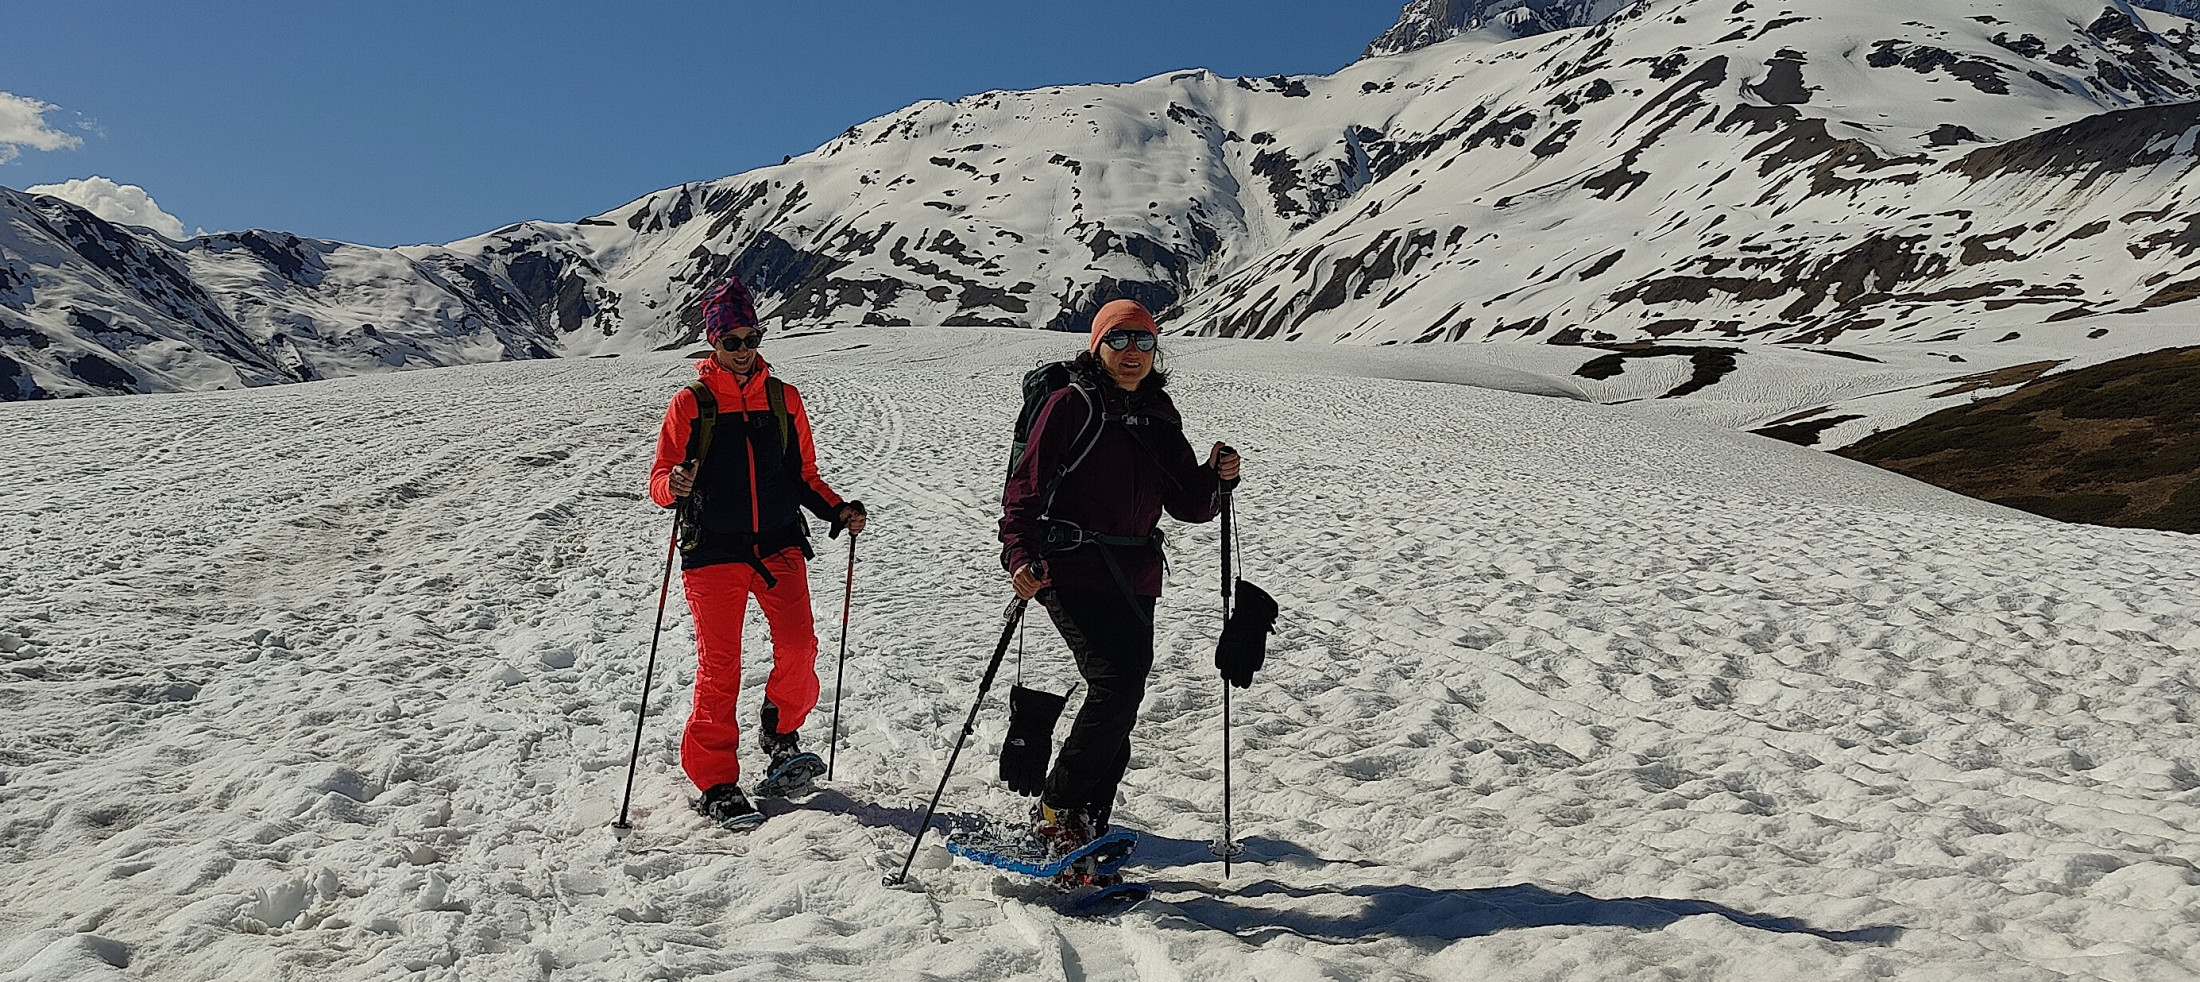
left=614, top=508, right=684, bottom=832
left=887, top=595, right=1028, bottom=886
left=1211, top=491, right=1245, bottom=875
left=827, top=533, right=858, bottom=780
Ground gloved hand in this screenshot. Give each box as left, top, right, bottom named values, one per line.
left=1215, top=580, right=1277, bottom=688
left=829, top=499, right=867, bottom=538
left=999, top=684, right=1067, bottom=796
left=1208, top=443, right=1242, bottom=492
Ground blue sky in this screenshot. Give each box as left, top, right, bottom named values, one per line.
left=2, top=2, right=1400, bottom=247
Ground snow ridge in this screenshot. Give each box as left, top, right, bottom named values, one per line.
left=7, top=0, right=2200, bottom=416
left=1365, top=0, right=1643, bottom=56
left=1366, top=0, right=2200, bottom=54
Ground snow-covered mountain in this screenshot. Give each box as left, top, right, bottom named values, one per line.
left=1183, top=0, right=2200, bottom=348
left=1366, top=0, right=2200, bottom=54
left=7, top=0, right=2200, bottom=451
left=1365, top=0, right=1639, bottom=56
left=0, top=190, right=554, bottom=399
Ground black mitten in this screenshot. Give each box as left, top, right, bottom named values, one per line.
left=829, top=499, right=867, bottom=539
left=1215, top=579, right=1278, bottom=688
left=999, top=685, right=1067, bottom=796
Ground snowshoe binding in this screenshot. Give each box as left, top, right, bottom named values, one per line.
left=1033, top=803, right=1100, bottom=858
left=754, top=750, right=825, bottom=798
left=754, top=706, right=824, bottom=798
left=696, top=783, right=764, bottom=832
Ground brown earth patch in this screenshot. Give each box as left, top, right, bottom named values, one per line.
left=1840, top=347, right=2200, bottom=532
left=1930, top=360, right=2063, bottom=397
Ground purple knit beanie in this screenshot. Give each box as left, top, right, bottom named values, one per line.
left=702, top=276, right=758, bottom=341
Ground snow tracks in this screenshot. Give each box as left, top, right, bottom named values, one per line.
left=2, top=333, right=2198, bottom=981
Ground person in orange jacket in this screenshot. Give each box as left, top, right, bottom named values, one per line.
left=648, top=275, right=867, bottom=829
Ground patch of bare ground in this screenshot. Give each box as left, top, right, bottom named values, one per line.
left=1930, top=359, right=2063, bottom=397
left=1839, top=347, right=2200, bottom=533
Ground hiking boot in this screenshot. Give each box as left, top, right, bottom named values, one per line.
left=753, top=703, right=824, bottom=798
left=761, top=728, right=802, bottom=770
left=760, top=704, right=801, bottom=769
left=1031, top=802, right=1099, bottom=858
left=696, top=783, right=762, bottom=830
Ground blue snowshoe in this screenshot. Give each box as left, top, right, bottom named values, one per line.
left=754, top=751, right=826, bottom=799
left=945, top=823, right=1153, bottom=912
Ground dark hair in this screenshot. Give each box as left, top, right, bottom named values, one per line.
left=1071, top=348, right=1169, bottom=389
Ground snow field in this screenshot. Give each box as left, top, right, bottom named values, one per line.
left=1, top=329, right=2197, bottom=980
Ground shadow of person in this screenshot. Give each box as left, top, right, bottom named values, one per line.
left=1129, top=831, right=1389, bottom=871
left=762, top=788, right=991, bottom=837
left=1139, top=878, right=1903, bottom=947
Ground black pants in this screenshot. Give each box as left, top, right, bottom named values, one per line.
left=1040, top=587, right=1158, bottom=822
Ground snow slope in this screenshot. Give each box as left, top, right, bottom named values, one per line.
left=4, top=330, right=2198, bottom=980
left=1183, top=0, right=2200, bottom=346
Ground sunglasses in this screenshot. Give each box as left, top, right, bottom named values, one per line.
left=1100, top=330, right=1158, bottom=352
left=715, top=331, right=764, bottom=351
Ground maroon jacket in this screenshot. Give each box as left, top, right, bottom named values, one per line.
left=1000, top=377, right=1223, bottom=596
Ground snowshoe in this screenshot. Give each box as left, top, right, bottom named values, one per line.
left=754, top=705, right=822, bottom=798
left=944, top=825, right=1138, bottom=881
left=1067, top=881, right=1153, bottom=914
left=696, top=783, right=765, bottom=831
left=754, top=751, right=826, bottom=798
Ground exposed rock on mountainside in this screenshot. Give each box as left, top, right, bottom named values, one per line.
left=0, top=190, right=555, bottom=398
left=1180, top=0, right=2200, bottom=351
left=6, top=0, right=2200, bottom=430
left=1365, top=0, right=1637, bottom=56
left=1364, top=0, right=2200, bottom=55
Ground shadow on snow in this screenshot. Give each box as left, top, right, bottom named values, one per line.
left=1127, top=833, right=1901, bottom=947
left=763, top=788, right=991, bottom=836
left=801, top=802, right=1901, bottom=948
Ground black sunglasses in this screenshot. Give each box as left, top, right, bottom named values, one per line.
left=1100, top=330, right=1158, bottom=352
left=716, top=331, right=764, bottom=351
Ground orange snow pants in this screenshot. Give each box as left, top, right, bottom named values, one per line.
left=679, top=549, right=820, bottom=791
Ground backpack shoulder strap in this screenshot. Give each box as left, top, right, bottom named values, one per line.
left=764, top=376, right=791, bottom=448
left=1040, top=381, right=1107, bottom=514
left=1063, top=381, right=1105, bottom=468
left=686, top=379, right=719, bottom=467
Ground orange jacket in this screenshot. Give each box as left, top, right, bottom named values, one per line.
left=650, top=358, right=843, bottom=548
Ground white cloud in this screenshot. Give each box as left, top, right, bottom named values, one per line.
left=0, top=92, right=84, bottom=164
left=26, top=176, right=188, bottom=240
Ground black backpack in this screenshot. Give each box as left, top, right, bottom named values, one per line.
left=684, top=376, right=792, bottom=467
left=1007, top=362, right=1103, bottom=508
left=680, top=376, right=793, bottom=552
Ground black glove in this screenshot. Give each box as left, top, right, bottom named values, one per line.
left=999, top=684, right=1067, bottom=796
left=828, top=499, right=867, bottom=539
left=1215, top=443, right=1241, bottom=493
left=1215, top=580, right=1277, bottom=688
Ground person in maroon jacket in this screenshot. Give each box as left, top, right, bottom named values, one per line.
left=649, top=276, right=867, bottom=829
left=999, top=298, right=1242, bottom=852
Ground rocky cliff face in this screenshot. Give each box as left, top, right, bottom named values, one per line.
left=1364, top=0, right=1638, bottom=57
